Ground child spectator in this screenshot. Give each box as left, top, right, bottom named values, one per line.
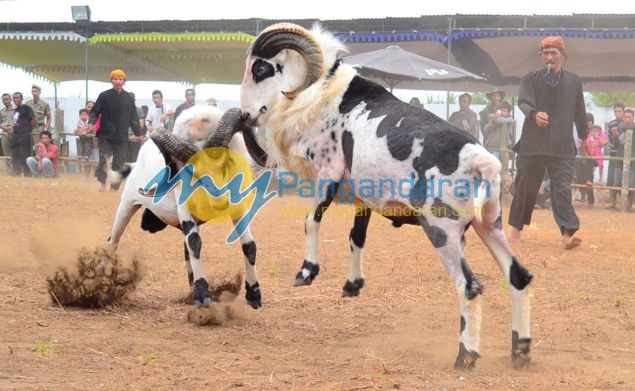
left=575, top=114, right=596, bottom=206
left=74, top=108, right=93, bottom=178
left=587, top=125, right=607, bottom=183
left=26, top=130, right=58, bottom=178
left=481, top=100, right=515, bottom=161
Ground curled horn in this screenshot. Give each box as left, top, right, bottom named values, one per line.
left=203, top=108, right=244, bottom=149
left=251, top=23, right=324, bottom=99
left=241, top=127, right=270, bottom=168
left=206, top=108, right=271, bottom=168
left=151, top=108, right=247, bottom=164
left=150, top=129, right=198, bottom=163
left=151, top=108, right=272, bottom=169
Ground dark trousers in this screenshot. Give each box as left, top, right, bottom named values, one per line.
left=10, top=133, right=32, bottom=177
left=509, top=154, right=580, bottom=236
left=96, top=138, right=127, bottom=189
left=127, top=140, right=141, bottom=163
left=575, top=158, right=595, bottom=204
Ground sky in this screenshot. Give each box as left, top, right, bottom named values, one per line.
left=1, top=0, right=634, bottom=102
left=1, top=0, right=630, bottom=23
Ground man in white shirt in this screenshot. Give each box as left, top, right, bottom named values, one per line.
left=145, top=89, right=174, bottom=132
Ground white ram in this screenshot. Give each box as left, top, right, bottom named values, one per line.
left=105, top=106, right=264, bottom=309
left=238, top=23, right=533, bottom=369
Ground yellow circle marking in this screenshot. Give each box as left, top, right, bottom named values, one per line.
left=184, top=147, right=256, bottom=224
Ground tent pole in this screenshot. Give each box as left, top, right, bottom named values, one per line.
left=445, top=16, right=453, bottom=120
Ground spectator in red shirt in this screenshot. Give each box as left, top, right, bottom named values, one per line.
left=26, top=130, right=59, bottom=178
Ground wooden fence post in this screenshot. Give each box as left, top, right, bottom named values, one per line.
left=620, top=129, right=633, bottom=213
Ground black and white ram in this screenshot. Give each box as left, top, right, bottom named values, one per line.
left=238, top=23, right=534, bottom=369
left=105, top=106, right=264, bottom=309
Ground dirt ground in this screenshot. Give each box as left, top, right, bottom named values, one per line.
left=1, top=173, right=634, bottom=390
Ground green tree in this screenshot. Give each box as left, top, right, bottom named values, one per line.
left=470, top=91, right=488, bottom=105
left=589, top=92, right=635, bottom=108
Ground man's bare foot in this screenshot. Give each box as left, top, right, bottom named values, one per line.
left=509, top=227, right=521, bottom=243
left=99, top=183, right=107, bottom=192
left=562, top=235, right=582, bottom=250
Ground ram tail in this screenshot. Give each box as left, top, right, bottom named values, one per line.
left=108, top=163, right=135, bottom=186
left=472, top=149, right=502, bottom=224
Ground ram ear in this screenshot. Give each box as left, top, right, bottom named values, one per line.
left=250, top=23, right=324, bottom=99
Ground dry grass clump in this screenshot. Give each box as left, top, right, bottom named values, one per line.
left=47, top=247, right=143, bottom=308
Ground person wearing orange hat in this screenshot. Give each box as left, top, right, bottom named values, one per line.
left=89, top=69, right=142, bottom=192
left=508, top=36, right=588, bottom=250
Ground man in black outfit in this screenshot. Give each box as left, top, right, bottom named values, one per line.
left=89, top=69, right=142, bottom=192
left=509, top=36, right=588, bottom=249
left=10, top=92, right=36, bottom=177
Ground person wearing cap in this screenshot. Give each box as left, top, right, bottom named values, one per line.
left=206, top=97, right=218, bottom=107
left=89, top=69, right=142, bottom=192
left=479, top=87, right=505, bottom=132
left=508, top=36, right=588, bottom=250
left=481, top=100, right=516, bottom=160
left=0, top=93, right=15, bottom=169
left=25, top=84, right=52, bottom=147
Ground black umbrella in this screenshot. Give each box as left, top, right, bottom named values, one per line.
left=343, top=45, right=485, bottom=92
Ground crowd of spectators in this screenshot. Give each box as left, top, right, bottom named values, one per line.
left=0, top=76, right=219, bottom=192
left=1, top=71, right=632, bottom=208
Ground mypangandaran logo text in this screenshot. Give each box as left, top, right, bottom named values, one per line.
left=142, top=147, right=276, bottom=243
left=143, top=153, right=491, bottom=242
left=277, top=172, right=491, bottom=201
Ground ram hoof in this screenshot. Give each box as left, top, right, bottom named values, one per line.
left=453, top=342, right=480, bottom=370
left=195, top=297, right=212, bottom=308
left=293, top=275, right=313, bottom=286
left=512, top=333, right=532, bottom=369
left=342, top=278, right=365, bottom=297
left=245, top=281, right=262, bottom=309
left=193, top=278, right=212, bottom=308
left=293, top=262, right=320, bottom=286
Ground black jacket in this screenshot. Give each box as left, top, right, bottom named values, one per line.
left=90, top=88, right=141, bottom=141
left=516, top=69, right=588, bottom=157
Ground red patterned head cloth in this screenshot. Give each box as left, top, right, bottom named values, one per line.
left=539, top=36, right=566, bottom=53
left=109, top=69, right=127, bottom=81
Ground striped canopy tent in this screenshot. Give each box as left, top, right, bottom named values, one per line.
left=90, top=32, right=255, bottom=84
left=334, top=26, right=635, bottom=93
left=0, top=31, right=180, bottom=83
left=446, top=28, right=635, bottom=92
left=0, top=31, right=255, bottom=84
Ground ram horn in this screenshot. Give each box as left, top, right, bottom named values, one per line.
left=251, top=23, right=324, bottom=99
left=202, top=108, right=244, bottom=149
left=241, top=127, right=270, bottom=168
left=149, top=128, right=198, bottom=163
